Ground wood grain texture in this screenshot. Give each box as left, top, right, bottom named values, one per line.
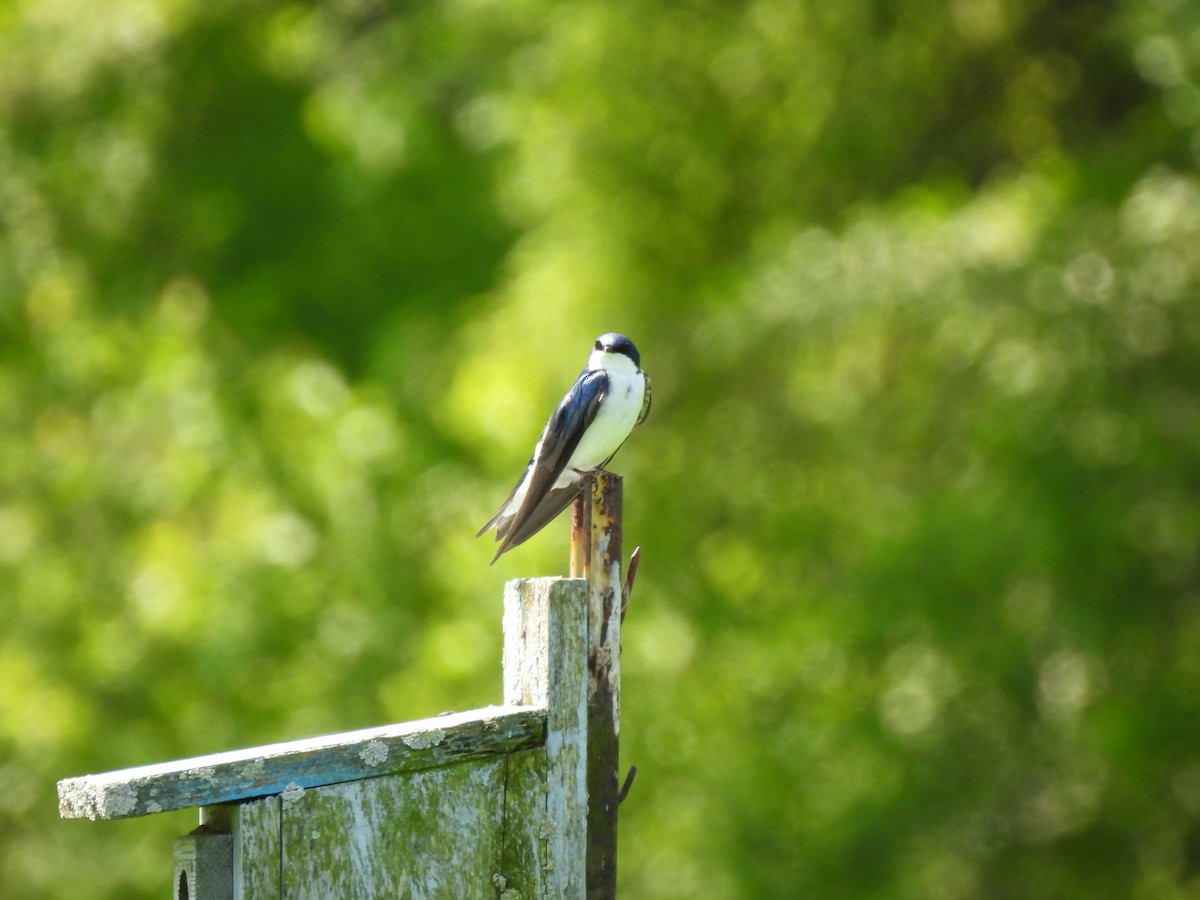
left=503, top=576, right=590, bottom=898
left=234, top=796, right=280, bottom=899
left=278, top=758, right=507, bottom=899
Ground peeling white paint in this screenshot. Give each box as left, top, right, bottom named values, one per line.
left=241, top=758, right=266, bottom=781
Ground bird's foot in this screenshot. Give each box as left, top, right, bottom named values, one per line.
left=571, top=467, right=619, bottom=487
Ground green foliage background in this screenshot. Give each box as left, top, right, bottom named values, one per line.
left=3, top=0, right=1200, bottom=896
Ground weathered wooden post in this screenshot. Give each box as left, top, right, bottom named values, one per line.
left=56, top=476, right=631, bottom=899
left=571, top=471, right=623, bottom=898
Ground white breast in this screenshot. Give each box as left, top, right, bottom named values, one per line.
left=566, top=368, right=645, bottom=472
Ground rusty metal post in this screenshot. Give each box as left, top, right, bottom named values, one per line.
left=570, top=486, right=589, bottom=579
left=569, top=471, right=622, bottom=898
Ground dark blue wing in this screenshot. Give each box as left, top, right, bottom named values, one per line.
left=488, top=477, right=588, bottom=563
left=485, top=369, right=609, bottom=561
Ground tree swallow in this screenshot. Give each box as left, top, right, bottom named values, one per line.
left=478, top=332, right=651, bottom=564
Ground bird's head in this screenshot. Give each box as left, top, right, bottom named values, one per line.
left=588, top=332, right=641, bottom=371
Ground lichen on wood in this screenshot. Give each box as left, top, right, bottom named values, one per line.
left=58, top=706, right=545, bottom=821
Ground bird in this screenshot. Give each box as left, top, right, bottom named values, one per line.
left=478, top=332, right=651, bottom=564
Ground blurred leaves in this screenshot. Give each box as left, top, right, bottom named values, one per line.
left=3, top=0, right=1200, bottom=897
